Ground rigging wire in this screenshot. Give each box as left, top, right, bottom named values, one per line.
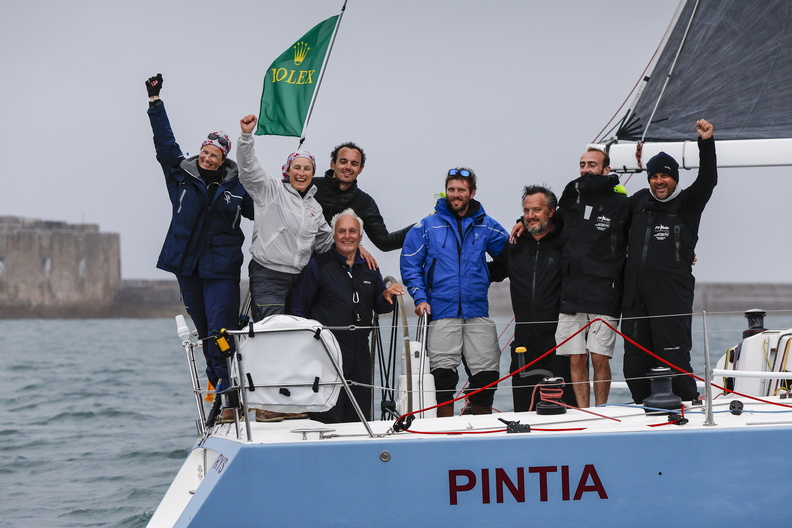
left=640, top=0, right=701, bottom=142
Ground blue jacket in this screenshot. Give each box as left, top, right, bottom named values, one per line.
left=148, top=101, right=254, bottom=280
left=400, top=198, right=507, bottom=320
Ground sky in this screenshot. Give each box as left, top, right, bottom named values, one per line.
left=3, top=0, right=791, bottom=283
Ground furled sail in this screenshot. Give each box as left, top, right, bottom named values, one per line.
left=597, top=0, right=792, bottom=171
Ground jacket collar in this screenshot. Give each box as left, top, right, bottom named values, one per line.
left=573, top=173, right=620, bottom=195
left=320, top=169, right=359, bottom=193
left=180, top=156, right=239, bottom=183
left=330, top=243, right=364, bottom=266
left=435, top=197, right=485, bottom=222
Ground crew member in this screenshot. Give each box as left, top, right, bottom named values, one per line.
left=313, top=142, right=414, bottom=251
left=290, top=209, right=403, bottom=423
left=490, top=185, right=576, bottom=411
left=236, top=114, right=333, bottom=321
left=400, top=168, right=508, bottom=416
left=146, top=73, right=253, bottom=421
left=622, top=119, right=717, bottom=404
left=554, top=147, right=631, bottom=407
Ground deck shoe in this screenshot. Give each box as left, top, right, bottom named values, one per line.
left=283, top=412, right=309, bottom=420
left=217, top=408, right=237, bottom=423
left=255, top=409, right=286, bottom=422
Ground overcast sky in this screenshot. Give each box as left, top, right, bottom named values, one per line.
left=4, top=1, right=790, bottom=283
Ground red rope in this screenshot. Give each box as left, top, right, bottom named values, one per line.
left=393, top=317, right=792, bottom=435
left=594, top=318, right=792, bottom=410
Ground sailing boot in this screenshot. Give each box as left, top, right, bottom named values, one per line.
left=432, top=368, right=459, bottom=418
left=466, top=370, right=499, bottom=413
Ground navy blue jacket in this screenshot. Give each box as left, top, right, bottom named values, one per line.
left=290, top=246, right=393, bottom=375
left=148, top=101, right=253, bottom=279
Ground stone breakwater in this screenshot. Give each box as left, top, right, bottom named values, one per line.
left=3, top=216, right=790, bottom=319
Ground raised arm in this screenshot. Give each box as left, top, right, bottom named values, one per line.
left=688, top=119, right=717, bottom=205
left=145, top=73, right=184, bottom=171
left=236, top=115, right=277, bottom=202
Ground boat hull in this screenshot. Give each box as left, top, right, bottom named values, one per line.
left=150, top=413, right=792, bottom=527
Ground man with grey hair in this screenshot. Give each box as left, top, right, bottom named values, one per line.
left=290, top=208, right=404, bottom=423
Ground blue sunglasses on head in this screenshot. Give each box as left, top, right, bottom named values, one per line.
left=448, top=169, right=471, bottom=177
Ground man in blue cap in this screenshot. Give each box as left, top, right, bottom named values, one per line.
left=622, top=119, right=717, bottom=405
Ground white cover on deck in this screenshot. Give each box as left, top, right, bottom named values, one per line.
left=236, top=314, right=343, bottom=412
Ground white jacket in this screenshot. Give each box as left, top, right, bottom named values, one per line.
left=237, top=134, right=332, bottom=274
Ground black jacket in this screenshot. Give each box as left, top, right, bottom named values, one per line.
left=313, top=171, right=412, bottom=251
left=490, top=218, right=564, bottom=337
left=557, top=173, right=631, bottom=317
left=622, top=137, right=717, bottom=310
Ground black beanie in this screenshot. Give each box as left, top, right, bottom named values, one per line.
left=646, top=151, right=679, bottom=183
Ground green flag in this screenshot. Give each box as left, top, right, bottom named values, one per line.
left=256, top=15, right=340, bottom=137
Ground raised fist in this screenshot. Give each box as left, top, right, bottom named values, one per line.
left=146, top=73, right=163, bottom=97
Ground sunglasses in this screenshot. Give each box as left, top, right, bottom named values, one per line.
left=448, top=169, right=471, bottom=177
left=207, top=132, right=229, bottom=148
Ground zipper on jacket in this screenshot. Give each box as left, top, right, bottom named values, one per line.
left=531, top=241, right=539, bottom=315
left=177, top=189, right=187, bottom=214
left=674, top=225, right=682, bottom=263
left=638, top=211, right=653, bottom=290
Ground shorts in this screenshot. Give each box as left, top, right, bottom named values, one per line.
left=427, top=317, right=500, bottom=375
left=555, top=313, right=617, bottom=358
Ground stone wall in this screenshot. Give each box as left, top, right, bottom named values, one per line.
left=0, top=216, right=121, bottom=316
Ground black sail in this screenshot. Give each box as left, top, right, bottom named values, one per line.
left=617, top=0, right=792, bottom=142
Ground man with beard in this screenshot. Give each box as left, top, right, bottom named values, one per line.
left=622, top=119, right=717, bottom=405
left=490, top=185, right=576, bottom=411
left=554, top=148, right=631, bottom=408
left=313, top=142, right=413, bottom=251
left=401, top=168, right=508, bottom=416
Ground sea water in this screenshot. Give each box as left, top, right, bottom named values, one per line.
left=0, top=312, right=782, bottom=527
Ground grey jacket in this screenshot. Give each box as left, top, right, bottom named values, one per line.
left=237, top=134, right=332, bottom=274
